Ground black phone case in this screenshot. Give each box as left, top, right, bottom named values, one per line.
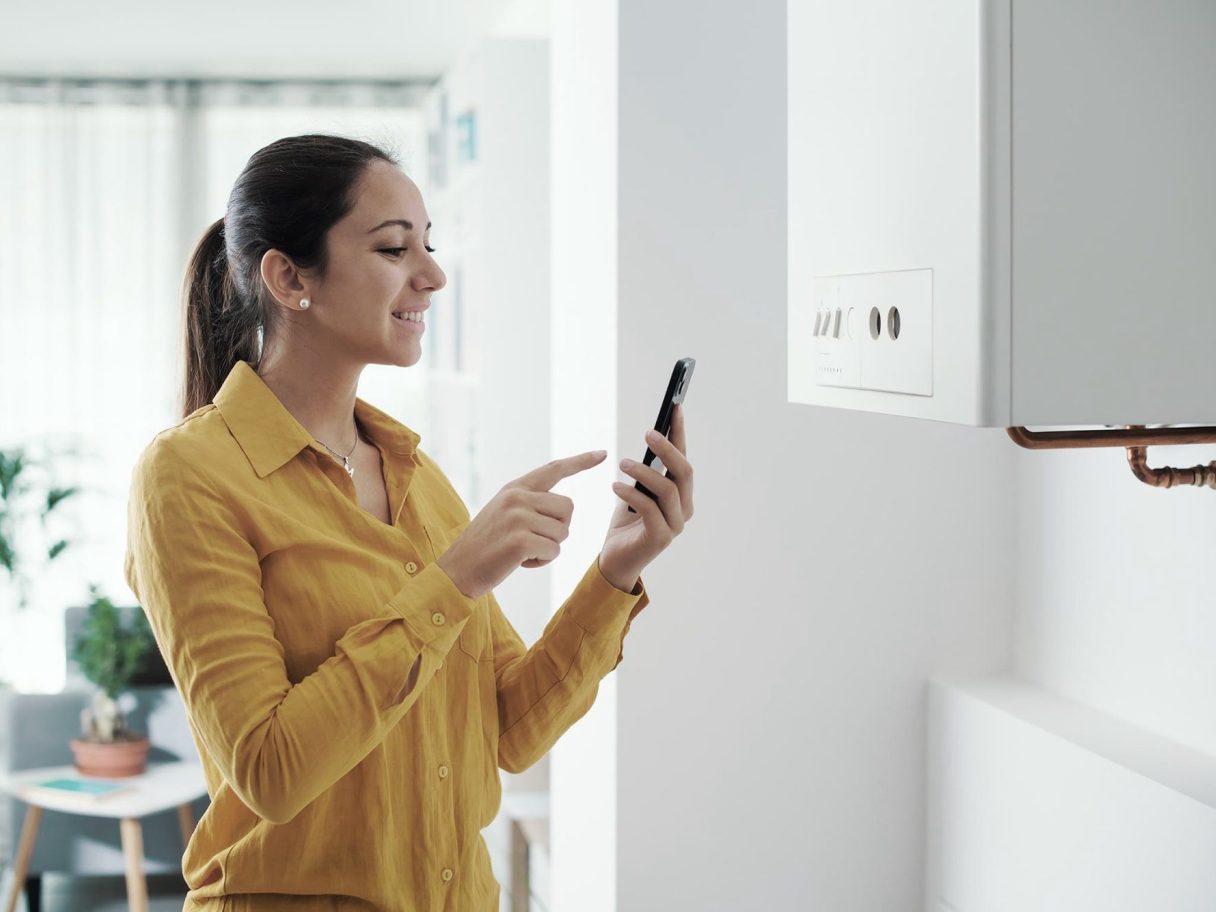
left=628, top=357, right=695, bottom=514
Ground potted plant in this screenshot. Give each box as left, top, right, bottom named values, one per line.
left=67, top=583, right=158, bottom=777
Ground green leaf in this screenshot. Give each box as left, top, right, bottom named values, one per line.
left=0, top=443, right=81, bottom=584
left=45, top=486, right=79, bottom=513
left=0, top=451, right=24, bottom=501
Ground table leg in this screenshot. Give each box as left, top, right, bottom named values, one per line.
left=4, top=804, right=42, bottom=912
left=509, top=818, right=529, bottom=912
left=176, top=801, right=195, bottom=848
left=119, top=817, right=149, bottom=912
left=22, top=876, right=41, bottom=912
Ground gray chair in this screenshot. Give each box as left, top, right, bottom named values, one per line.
left=0, top=605, right=209, bottom=911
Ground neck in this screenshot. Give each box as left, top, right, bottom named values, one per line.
left=255, top=351, right=365, bottom=454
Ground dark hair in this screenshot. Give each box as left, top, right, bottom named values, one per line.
left=181, top=133, right=398, bottom=418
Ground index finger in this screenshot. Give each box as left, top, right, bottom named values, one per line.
left=670, top=402, right=687, bottom=455
left=519, top=449, right=608, bottom=492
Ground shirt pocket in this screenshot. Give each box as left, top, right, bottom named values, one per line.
left=423, top=519, right=487, bottom=662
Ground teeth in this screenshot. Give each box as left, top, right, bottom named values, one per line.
left=393, top=311, right=423, bottom=322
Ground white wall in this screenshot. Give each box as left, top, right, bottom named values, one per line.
left=928, top=444, right=1216, bottom=908
left=1014, top=443, right=1216, bottom=756
left=550, top=2, right=1216, bottom=908
left=548, top=1, right=622, bottom=910
left=460, top=37, right=555, bottom=801
left=612, top=2, right=1015, bottom=910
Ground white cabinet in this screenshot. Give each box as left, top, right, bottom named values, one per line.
left=927, top=676, right=1216, bottom=911
left=788, top=0, right=1216, bottom=427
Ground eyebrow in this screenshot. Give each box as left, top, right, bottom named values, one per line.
left=367, top=219, right=431, bottom=233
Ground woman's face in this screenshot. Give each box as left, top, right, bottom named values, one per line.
left=262, top=159, right=447, bottom=369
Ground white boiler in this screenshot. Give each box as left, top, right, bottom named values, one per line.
left=787, top=0, right=1216, bottom=427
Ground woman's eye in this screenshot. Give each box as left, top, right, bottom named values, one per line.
left=425, top=246, right=436, bottom=253
left=379, top=247, right=437, bottom=256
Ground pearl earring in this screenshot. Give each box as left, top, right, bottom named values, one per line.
left=300, top=298, right=310, bottom=310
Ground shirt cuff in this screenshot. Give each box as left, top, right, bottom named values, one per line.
left=562, top=555, right=650, bottom=641
left=384, top=560, right=479, bottom=658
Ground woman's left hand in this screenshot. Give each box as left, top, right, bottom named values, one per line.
left=598, top=402, right=694, bottom=591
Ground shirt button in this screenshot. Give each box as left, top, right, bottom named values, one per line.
left=438, top=764, right=449, bottom=779
left=441, top=868, right=453, bottom=883
left=431, top=611, right=446, bottom=626
left=405, top=561, right=418, bottom=573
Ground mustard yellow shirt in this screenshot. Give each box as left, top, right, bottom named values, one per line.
left=122, top=359, right=649, bottom=911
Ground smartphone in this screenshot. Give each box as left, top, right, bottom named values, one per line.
left=627, top=357, right=696, bottom=514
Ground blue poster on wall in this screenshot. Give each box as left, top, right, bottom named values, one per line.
left=454, top=109, right=477, bottom=164
left=428, top=91, right=449, bottom=188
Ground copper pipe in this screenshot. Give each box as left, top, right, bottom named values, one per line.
left=1126, top=445, right=1216, bottom=488
left=1006, top=425, right=1216, bottom=449
left=1007, top=425, right=1216, bottom=490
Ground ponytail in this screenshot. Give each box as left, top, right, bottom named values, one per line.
left=181, top=216, right=260, bottom=418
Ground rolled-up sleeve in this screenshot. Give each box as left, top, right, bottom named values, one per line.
left=488, top=555, right=649, bottom=774
left=123, top=439, right=477, bottom=825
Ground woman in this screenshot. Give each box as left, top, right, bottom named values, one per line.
left=122, top=133, right=695, bottom=911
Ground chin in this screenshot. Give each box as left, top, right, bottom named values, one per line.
left=386, top=347, right=423, bottom=368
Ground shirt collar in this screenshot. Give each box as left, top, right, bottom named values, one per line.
left=213, top=359, right=421, bottom=479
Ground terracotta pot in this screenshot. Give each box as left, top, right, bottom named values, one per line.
left=70, top=733, right=151, bottom=778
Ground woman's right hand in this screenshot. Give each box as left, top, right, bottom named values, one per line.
left=434, top=449, right=608, bottom=599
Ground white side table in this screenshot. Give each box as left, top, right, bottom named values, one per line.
left=0, top=760, right=207, bottom=912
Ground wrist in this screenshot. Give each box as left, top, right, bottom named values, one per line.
left=436, top=552, right=480, bottom=599
left=597, top=553, right=641, bottom=594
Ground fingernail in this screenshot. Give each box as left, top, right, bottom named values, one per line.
left=646, top=429, right=660, bottom=442
left=593, top=450, right=607, bottom=457
left=620, top=458, right=635, bottom=468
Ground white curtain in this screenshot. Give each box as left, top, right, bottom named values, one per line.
left=0, top=78, right=431, bottom=693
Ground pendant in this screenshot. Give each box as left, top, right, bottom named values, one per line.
left=342, top=458, right=355, bottom=479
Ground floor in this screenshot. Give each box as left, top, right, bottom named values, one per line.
left=0, top=870, right=529, bottom=912
left=1, top=852, right=523, bottom=911
left=3, top=812, right=539, bottom=912
left=0, top=871, right=189, bottom=912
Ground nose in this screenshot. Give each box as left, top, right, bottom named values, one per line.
left=414, top=259, right=446, bottom=294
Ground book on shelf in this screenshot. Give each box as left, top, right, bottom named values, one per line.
left=20, top=776, right=137, bottom=804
